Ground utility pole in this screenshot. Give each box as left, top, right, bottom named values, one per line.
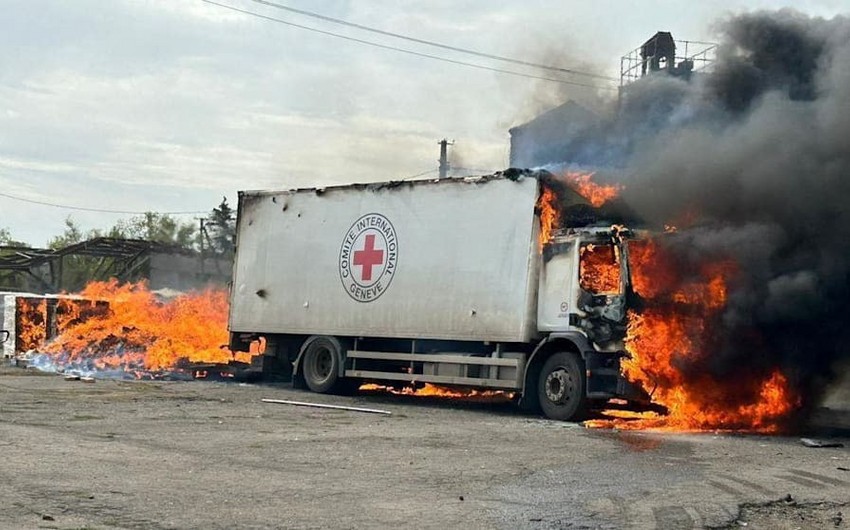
left=198, top=217, right=206, bottom=276
left=438, top=138, right=454, bottom=179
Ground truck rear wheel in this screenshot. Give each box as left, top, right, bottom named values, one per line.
left=302, top=337, right=341, bottom=393
left=538, top=351, right=587, bottom=421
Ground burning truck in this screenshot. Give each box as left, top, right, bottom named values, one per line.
left=12, top=11, right=835, bottom=433
left=228, top=169, right=654, bottom=421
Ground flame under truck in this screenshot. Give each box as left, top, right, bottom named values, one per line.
left=228, top=170, right=649, bottom=420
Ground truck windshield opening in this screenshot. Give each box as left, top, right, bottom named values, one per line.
left=579, top=243, right=621, bottom=295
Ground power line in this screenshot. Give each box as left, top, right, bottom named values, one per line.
left=452, top=167, right=498, bottom=174
left=400, top=168, right=438, bottom=180
left=244, top=0, right=618, bottom=82
left=0, top=190, right=206, bottom=215
left=199, top=0, right=618, bottom=91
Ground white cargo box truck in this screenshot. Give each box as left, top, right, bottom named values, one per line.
left=228, top=170, right=648, bottom=420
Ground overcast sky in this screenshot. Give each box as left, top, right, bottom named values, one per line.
left=1, top=0, right=846, bottom=246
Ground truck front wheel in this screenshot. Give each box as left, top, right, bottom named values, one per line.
left=538, top=351, right=587, bottom=421
left=301, top=337, right=341, bottom=393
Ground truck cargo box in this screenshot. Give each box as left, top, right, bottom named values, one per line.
left=229, top=175, right=541, bottom=343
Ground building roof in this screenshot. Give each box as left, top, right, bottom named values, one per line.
left=509, top=100, right=600, bottom=137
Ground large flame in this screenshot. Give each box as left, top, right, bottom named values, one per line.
left=563, top=171, right=622, bottom=207
left=587, top=238, right=797, bottom=432
left=16, top=298, right=48, bottom=352
left=579, top=243, right=621, bottom=294
left=536, top=187, right=558, bottom=250
left=536, top=173, right=620, bottom=250
left=34, top=280, right=251, bottom=374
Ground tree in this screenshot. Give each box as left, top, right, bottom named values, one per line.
left=48, top=217, right=87, bottom=249
left=205, top=197, right=235, bottom=257
left=111, top=212, right=197, bottom=249
left=0, top=227, right=29, bottom=290
left=0, top=227, right=28, bottom=248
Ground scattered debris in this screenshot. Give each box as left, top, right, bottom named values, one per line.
left=261, top=398, right=391, bottom=415
left=801, top=438, right=845, bottom=448
left=723, top=498, right=848, bottom=530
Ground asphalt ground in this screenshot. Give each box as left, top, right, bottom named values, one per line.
left=0, top=366, right=848, bottom=529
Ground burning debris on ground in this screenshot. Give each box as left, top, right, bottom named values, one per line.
left=8, top=280, right=253, bottom=381
left=359, top=383, right=514, bottom=402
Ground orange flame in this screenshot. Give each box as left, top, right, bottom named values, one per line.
left=536, top=187, right=559, bottom=249
left=587, top=237, right=797, bottom=432
left=15, top=298, right=47, bottom=352
left=563, top=172, right=622, bottom=207
left=37, top=280, right=250, bottom=372
left=579, top=243, right=621, bottom=294
left=359, top=383, right=513, bottom=400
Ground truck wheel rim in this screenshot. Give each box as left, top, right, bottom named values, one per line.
left=311, top=348, right=333, bottom=382
left=545, top=368, right=572, bottom=404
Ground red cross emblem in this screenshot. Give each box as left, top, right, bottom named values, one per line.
left=353, top=234, right=384, bottom=281
left=339, top=213, right=398, bottom=302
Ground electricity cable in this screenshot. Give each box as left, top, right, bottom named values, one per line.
left=0, top=190, right=206, bottom=215
left=400, top=168, right=439, bottom=180
left=199, top=0, right=618, bottom=90
left=244, top=0, right=617, bottom=82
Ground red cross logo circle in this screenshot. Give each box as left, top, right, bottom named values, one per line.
left=339, top=213, right=398, bottom=302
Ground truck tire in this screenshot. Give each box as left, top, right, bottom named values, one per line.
left=301, top=337, right=342, bottom=393
left=537, top=351, right=587, bottom=421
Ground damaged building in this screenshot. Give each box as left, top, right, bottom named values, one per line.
left=510, top=32, right=716, bottom=170
left=0, top=237, right=231, bottom=295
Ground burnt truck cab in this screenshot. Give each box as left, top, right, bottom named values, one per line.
left=530, top=225, right=649, bottom=419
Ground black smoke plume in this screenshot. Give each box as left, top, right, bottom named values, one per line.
left=625, top=11, right=850, bottom=423
left=540, top=10, right=850, bottom=424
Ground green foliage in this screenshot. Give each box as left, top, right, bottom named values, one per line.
left=111, top=212, right=197, bottom=248
left=204, top=196, right=235, bottom=257
left=0, top=227, right=29, bottom=290
left=48, top=217, right=87, bottom=249
left=0, top=226, right=28, bottom=247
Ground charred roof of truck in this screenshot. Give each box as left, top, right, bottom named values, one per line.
left=237, top=168, right=555, bottom=198
left=237, top=168, right=646, bottom=229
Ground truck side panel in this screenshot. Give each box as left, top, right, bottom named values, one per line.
left=230, top=176, right=539, bottom=343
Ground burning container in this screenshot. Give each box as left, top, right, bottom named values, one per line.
left=1, top=293, right=108, bottom=358
left=229, top=171, right=648, bottom=420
